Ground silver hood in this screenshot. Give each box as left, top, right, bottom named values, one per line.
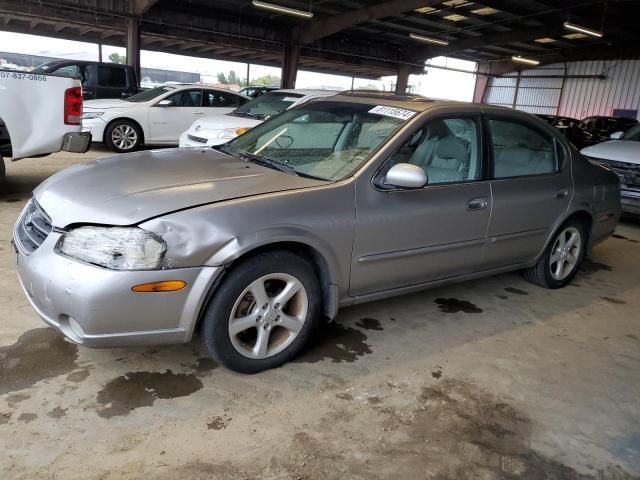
left=34, top=148, right=326, bottom=227
left=581, top=140, right=640, bottom=166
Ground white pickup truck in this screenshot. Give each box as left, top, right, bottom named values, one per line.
left=0, top=69, right=91, bottom=182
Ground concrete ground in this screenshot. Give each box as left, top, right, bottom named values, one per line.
left=1, top=149, right=639, bottom=480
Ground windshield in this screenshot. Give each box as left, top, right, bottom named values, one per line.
left=233, top=92, right=304, bottom=119
left=223, top=101, right=414, bottom=181
left=126, top=85, right=176, bottom=102
left=622, top=124, right=640, bottom=141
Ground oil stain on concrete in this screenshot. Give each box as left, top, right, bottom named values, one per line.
left=270, top=379, right=639, bottom=480
left=0, top=328, right=78, bottom=395
left=602, top=296, right=627, bottom=305
left=66, top=370, right=90, bottom=383
left=193, top=357, right=218, bottom=377
left=96, top=371, right=203, bottom=419
left=47, top=406, right=67, bottom=419
left=17, top=413, right=37, bottom=423
left=296, top=322, right=372, bottom=364
left=435, top=297, right=483, bottom=314
left=355, top=318, right=384, bottom=331
left=612, top=234, right=639, bottom=244
left=207, top=416, right=230, bottom=430
left=505, top=287, right=529, bottom=296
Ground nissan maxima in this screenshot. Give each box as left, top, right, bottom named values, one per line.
left=13, top=92, right=621, bottom=373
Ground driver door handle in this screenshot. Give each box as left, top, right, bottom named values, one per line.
left=555, top=188, right=569, bottom=199
left=466, top=197, right=489, bottom=211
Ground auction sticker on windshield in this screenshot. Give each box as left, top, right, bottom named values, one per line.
left=369, top=105, right=416, bottom=121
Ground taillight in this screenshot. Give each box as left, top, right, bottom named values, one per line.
left=64, top=87, right=83, bottom=125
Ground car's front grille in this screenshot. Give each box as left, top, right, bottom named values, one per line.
left=187, top=134, right=207, bottom=144
left=587, top=156, right=640, bottom=189
left=14, top=200, right=53, bottom=254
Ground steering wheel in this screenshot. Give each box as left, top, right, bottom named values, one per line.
left=275, top=135, right=294, bottom=149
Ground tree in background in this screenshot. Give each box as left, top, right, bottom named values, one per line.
left=108, top=52, right=126, bottom=64
left=217, top=72, right=228, bottom=84
left=251, top=74, right=280, bottom=87
left=227, top=70, right=239, bottom=85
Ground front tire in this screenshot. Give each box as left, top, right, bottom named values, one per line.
left=201, top=250, right=320, bottom=373
left=523, top=219, right=586, bottom=289
left=0, top=153, right=5, bottom=186
left=105, top=120, right=142, bottom=153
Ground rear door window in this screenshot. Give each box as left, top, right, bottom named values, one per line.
left=98, top=66, right=127, bottom=88
left=489, top=119, right=558, bottom=178
left=205, top=91, right=242, bottom=108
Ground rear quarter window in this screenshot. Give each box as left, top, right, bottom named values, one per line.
left=98, top=66, right=127, bottom=88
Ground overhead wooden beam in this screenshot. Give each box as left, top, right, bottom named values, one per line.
left=130, top=0, right=159, bottom=16
left=301, top=0, right=441, bottom=44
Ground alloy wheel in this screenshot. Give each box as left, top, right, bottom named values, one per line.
left=549, top=226, right=582, bottom=281
left=228, top=273, right=308, bottom=359
left=111, top=124, right=138, bottom=151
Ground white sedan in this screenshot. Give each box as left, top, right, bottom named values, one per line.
left=82, top=84, right=250, bottom=152
left=179, top=89, right=337, bottom=148
left=581, top=124, right=640, bottom=215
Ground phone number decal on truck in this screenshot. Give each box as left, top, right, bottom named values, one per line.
left=0, top=71, right=47, bottom=82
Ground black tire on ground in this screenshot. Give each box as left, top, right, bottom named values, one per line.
left=523, top=218, right=586, bottom=289
left=201, top=250, right=321, bottom=374
left=104, top=119, right=142, bottom=153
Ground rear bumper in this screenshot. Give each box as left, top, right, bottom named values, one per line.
left=61, top=131, right=91, bottom=154
left=13, top=229, right=222, bottom=348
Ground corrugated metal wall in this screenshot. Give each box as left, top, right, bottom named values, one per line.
left=484, top=59, right=640, bottom=120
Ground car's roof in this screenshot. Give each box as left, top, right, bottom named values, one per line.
left=313, top=90, right=485, bottom=113
left=274, top=89, right=339, bottom=97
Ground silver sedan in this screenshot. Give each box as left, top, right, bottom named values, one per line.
left=13, top=92, right=621, bottom=373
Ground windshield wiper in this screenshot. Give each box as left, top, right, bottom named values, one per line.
left=240, top=152, right=299, bottom=176
left=230, top=111, right=260, bottom=119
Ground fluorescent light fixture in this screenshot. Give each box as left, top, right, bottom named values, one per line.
left=415, top=6, right=437, bottom=13
left=472, top=7, right=499, bottom=15
left=443, top=13, right=467, bottom=21
left=409, top=33, right=450, bottom=46
left=512, top=55, right=540, bottom=66
left=252, top=1, right=313, bottom=18
left=563, top=21, right=602, bottom=38
left=563, top=32, right=589, bottom=40
left=534, top=37, right=556, bottom=44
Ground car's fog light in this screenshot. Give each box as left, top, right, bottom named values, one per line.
left=131, top=280, right=187, bottom=293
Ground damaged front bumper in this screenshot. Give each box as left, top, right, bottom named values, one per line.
left=12, top=227, right=221, bottom=348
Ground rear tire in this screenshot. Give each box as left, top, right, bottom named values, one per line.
left=105, top=120, right=142, bottom=153
left=523, top=219, right=586, bottom=289
left=201, top=250, right=320, bottom=373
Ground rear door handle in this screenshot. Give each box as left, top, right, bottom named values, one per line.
left=555, top=188, right=569, bottom=199
left=466, top=197, right=489, bottom=211
left=192, top=111, right=205, bottom=115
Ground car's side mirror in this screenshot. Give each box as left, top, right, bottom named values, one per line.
left=157, top=99, right=174, bottom=107
left=384, top=163, right=428, bottom=189
left=610, top=131, right=624, bottom=140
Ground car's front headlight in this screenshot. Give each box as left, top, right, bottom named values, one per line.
left=59, top=226, right=166, bottom=270
left=82, top=112, right=104, bottom=120
left=218, top=127, right=249, bottom=139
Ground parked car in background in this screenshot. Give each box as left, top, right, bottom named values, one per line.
left=535, top=114, right=581, bottom=138
left=14, top=92, right=619, bottom=373
left=83, top=84, right=251, bottom=152
left=32, top=60, right=138, bottom=100
left=0, top=68, right=90, bottom=182
left=179, top=89, right=337, bottom=148
left=239, top=85, right=279, bottom=97
left=582, top=123, right=640, bottom=215
left=569, top=115, right=638, bottom=149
